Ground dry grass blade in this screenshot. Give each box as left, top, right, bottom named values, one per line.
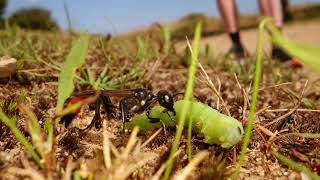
left=270, top=132, right=320, bottom=143
left=103, top=120, right=112, bottom=169
left=151, top=150, right=182, bottom=180
left=141, top=127, right=162, bottom=149
left=265, top=80, right=308, bottom=127
left=7, top=155, right=48, bottom=180
left=7, top=168, right=46, bottom=180
left=266, top=108, right=320, bottom=112
left=132, top=139, right=142, bottom=156
left=216, top=76, right=222, bottom=110
left=264, top=106, right=298, bottom=127
left=255, top=106, right=271, bottom=115
left=103, top=126, right=156, bottom=180
left=109, top=127, right=140, bottom=179
left=256, top=124, right=275, bottom=137
left=197, top=62, right=230, bottom=116
left=234, top=73, right=250, bottom=119
left=109, top=142, right=120, bottom=158
left=122, top=127, right=139, bottom=159
left=120, top=154, right=154, bottom=179
left=62, top=158, right=77, bottom=180
left=256, top=82, right=292, bottom=92
left=298, top=80, right=308, bottom=102
left=144, top=57, right=162, bottom=81
left=151, top=163, right=167, bottom=180
left=174, top=151, right=209, bottom=180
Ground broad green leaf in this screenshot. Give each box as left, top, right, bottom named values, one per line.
left=56, top=33, right=90, bottom=112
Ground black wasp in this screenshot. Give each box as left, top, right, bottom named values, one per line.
left=59, top=88, right=176, bottom=130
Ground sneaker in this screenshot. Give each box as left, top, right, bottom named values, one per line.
left=287, top=58, right=303, bottom=68
left=271, top=47, right=291, bottom=62
left=272, top=47, right=303, bottom=68
left=228, top=43, right=245, bottom=59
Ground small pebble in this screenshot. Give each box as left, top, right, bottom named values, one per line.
left=0, top=57, right=17, bottom=79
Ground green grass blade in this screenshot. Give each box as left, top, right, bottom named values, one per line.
left=161, top=25, right=171, bottom=54
left=266, top=22, right=320, bottom=72
left=163, top=22, right=202, bottom=180
left=86, top=65, right=97, bottom=89
left=0, top=108, right=42, bottom=167
left=272, top=150, right=320, bottom=180
left=96, top=63, right=109, bottom=87
left=19, top=104, right=45, bottom=157
left=232, top=18, right=269, bottom=179
left=56, top=33, right=90, bottom=112
left=136, top=36, right=146, bottom=62
left=44, top=118, right=53, bottom=152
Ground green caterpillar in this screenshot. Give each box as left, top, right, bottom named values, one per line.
left=126, top=100, right=244, bottom=148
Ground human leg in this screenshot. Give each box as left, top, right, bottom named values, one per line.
left=258, top=0, right=271, bottom=17
left=217, top=0, right=244, bottom=58
left=268, top=0, right=283, bottom=27
left=268, top=0, right=294, bottom=61
left=258, top=0, right=293, bottom=62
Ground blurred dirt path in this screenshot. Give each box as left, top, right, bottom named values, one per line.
left=177, top=19, right=320, bottom=56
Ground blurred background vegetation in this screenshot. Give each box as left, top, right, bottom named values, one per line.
left=0, top=0, right=58, bottom=30
left=0, top=0, right=320, bottom=35
left=125, top=1, right=320, bottom=40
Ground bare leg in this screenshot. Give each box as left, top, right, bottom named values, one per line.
left=258, top=0, right=292, bottom=61
left=216, top=0, right=244, bottom=58
left=217, top=0, right=239, bottom=33
left=265, top=0, right=293, bottom=61
left=259, top=0, right=283, bottom=27
left=258, top=0, right=271, bottom=16
left=268, top=0, right=283, bottom=27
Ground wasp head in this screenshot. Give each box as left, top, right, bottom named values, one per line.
left=156, top=90, right=175, bottom=115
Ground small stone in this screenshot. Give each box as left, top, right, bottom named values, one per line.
left=300, top=172, right=310, bottom=180
left=293, top=81, right=302, bottom=92
left=258, top=170, right=265, bottom=176
left=0, top=57, right=17, bottom=79
left=39, top=95, right=51, bottom=108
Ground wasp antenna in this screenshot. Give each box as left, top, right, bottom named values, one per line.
left=173, top=92, right=185, bottom=99
left=173, top=92, right=201, bottom=102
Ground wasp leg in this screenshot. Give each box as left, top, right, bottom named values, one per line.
left=119, top=99, right=127, bottom=132
left=146, top=110, right=167, bottom=135
left=101, top=96, right=116, bottom=118
left=160, top=108, right=175, bottom=121
left=166, top=111, right=174, bottom=121
left=83, top=99, right=102, bottom=131
left=93, top=99, right=103, bottom=129
left=162, top=121, right=167, bottom=136
left=60, top=114, right=77, bottom=128
left=146, top=109, right=161, bottom=123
